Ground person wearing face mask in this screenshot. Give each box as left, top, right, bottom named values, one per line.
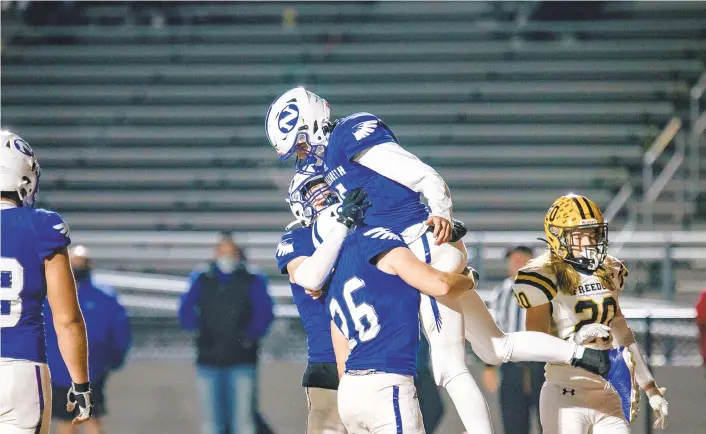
left=43, top=245, right=132, bottom=434
left=179, top=233, right=275, bottom=434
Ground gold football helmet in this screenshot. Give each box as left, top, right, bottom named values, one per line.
left=543, top=194, right=608, bottom=271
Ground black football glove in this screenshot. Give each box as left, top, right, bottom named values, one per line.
left=462, top=266, right=480, bottom=289
left=67, top=382, right=93, bottom=423
left=337, top=189, right=372, bottom=228
left=450, top=219, right=468, bottom=243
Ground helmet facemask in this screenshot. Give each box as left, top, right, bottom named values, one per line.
left=287, top=173, right=340, bottom=228
left=552, top=224, right=608, bottom=271
left=293, top=119, right=337, bottom=175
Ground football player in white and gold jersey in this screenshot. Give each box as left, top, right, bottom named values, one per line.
left=514, top=194, right=669, bottom=434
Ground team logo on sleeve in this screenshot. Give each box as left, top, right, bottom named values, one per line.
left=276, top=239, right=294, bottom=257
left=363, top=227, right=401, bottom=241
left=353, top=120, right=378, bottom=141
left=53, top=222, right=70, bottom=237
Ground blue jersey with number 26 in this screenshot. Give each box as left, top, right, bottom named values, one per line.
left=1, top=206, right=71, bottom=363
left=327, top=226, right=420, bottom=376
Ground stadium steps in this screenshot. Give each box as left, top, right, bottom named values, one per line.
left=35, top=144, right=644, bottom=168
left=1, top=102, right=675, bottom=127
left=4, top=59, right=702, bottom=85
left=3, top=2, right=704, bottom=236
left=1, top=81, right=689, bottom=106
left=5, top=40, right=706, bottom=64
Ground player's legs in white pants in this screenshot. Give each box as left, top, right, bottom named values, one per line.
left=539, top=383, right=630, bottom=434
left=405, top=225, right=581, bottom=367
left=306, top=387, right=346, bottom=434
left=337, top=372, right=424, bottom=434
left=407, top=230, right=494, bottom=434
left=459, top=286, right=578, bottom=366
left=0, top=359, right=52, bottom=434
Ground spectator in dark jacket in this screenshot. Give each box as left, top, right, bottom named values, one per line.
left=179, top=233, right=274, bottom=434
left=44, top=245, right=131, bottom=434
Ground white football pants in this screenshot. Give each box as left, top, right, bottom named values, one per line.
left=405, top=227, right=494, bottom=434
left=0, top=359, right=52, bottom=434
left=540, top=383, right=630, bottom=434
left=306, top=387, right=346, bottom=434
left=337, top=372, right=424, bottom=434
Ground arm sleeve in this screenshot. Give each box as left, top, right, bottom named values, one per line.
left=246, top=274, right=275, bottom=341
left=109, top=295, right=132, bottom=370
left=35, top=210, right=71, bottom=260
left=355, top=142, right=453, bottom=223
left=178, top=271, right=202, bottom=331
left=292, top=222, right=349, bottom=290
left=512, top=269, right=557, bottom=308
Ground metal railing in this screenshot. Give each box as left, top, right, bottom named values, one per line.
left=607, top=69, right=706, bottom=230
left=603, top=116, right=686, bottom=232
left=642, top=116, right=685, bottom=228
left=690, top=71, right=706, bottom=203
left=90, top=230, right=706, bottom=309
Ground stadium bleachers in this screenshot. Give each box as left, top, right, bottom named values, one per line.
left=2, top=1, right=705, bottom=284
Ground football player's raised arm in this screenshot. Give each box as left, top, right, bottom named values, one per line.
left=378, top=246, right=473, bottom=298
left=355, top=142, right=452, bottom=223
left=331, top=321, right=350, bottom=379
left=45, top=248, right=89, bottom=384
left=291, top=223, right=348, bottom=291
left=525, top=304, right=551, bottom=334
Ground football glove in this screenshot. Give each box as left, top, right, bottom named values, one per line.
left=67, top=382, right=93, bottom=424
left=450, top=219, right=468, bottom=243
left=572, top=323, right=611, bottom=344
left=337, top=189, right=371, bottom=228
left=462, top=266, right=480, bottom=289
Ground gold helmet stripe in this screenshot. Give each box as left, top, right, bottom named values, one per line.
left=516, top=270, right=557, bottom=299
left=570, top=197, right=587, bottom=219
left=580, top=196, right=597, bottom=219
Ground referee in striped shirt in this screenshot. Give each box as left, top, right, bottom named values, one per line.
left=482, top=245, right=545, bottom=434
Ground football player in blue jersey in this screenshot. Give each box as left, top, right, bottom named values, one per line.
left=327, top=222, right=475, bottom=434
left=266, top=90, right=638, bottom=433
left=275, top=168, right=368, bottom=434
left=0, top=131, right=93, bottom=434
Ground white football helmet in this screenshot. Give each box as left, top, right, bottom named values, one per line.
left=265, top=87, right=331, bottom=162
left=0, top=130, right=41, bottom=207
left=286, top=165, right=339, bottom=228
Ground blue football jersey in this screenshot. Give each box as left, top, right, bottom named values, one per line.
left=327, top=226, right=420, bottom=376
left=323, top=113, right=430, bottom=233
left=1, top=206, right=71, bottom=363
left=276, top=226, right=336, bottom=364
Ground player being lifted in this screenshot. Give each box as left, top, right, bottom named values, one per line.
left=276, top=167, right=372, bottom=434
left=0, top=131, right=93, bottom=434
left=515, top=194, right=669, bottom=434
left=265, top=86, right=635, bottom=432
